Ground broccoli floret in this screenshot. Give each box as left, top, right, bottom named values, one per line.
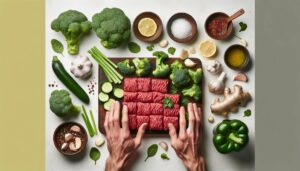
left=92, top=8, right=131, bottom=49
left=152, top=51, right=171, bottom=78
left=188, top=68, right=203, bottom=84
left=182, top=84, right=202, bottom=101
left=117, top=59, right=135, bottom=75
left=171, top=60, right=184, bottom=71
left=51, top=10, right=92, bottom=55
left=169, top=84, right=179, bottom=94
left=49, top=89, right=80, bottom=117
left=133, top=58, right=152, bottom=77
left=170, top=68, right=191, bottom=87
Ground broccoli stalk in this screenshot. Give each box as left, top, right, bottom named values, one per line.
left=51, top=10, right=92, bottom=55
left=133, top=58, right=152, bottom=77
left=182, top=84, right=202, bottom=101
left=152, top=51, right=171, bottom=78
left=49, top=89, right=80, bottom=117
left=117, top=59, right=136, bottom=75
left=188, top=68, right=203, bottom=84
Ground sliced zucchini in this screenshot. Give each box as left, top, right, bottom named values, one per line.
left=104, top=99, right=115, bottom=111
left=101, top=82, right=113, bottom=93
left=113, top=88, right=124, bottom=99
left=98, top=92, right=109, bottom=102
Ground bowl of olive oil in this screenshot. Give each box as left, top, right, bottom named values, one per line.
left=224, top=44, right=250, bottom=70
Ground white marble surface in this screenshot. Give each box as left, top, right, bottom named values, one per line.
left=46, top=0, right=255, bottom=170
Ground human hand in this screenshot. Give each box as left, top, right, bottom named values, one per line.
left=104, top=101, right=148, bottom=171
left=168, top=103, right=205, bottom=171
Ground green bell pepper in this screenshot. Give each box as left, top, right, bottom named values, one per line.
left=213, top=119, right=249, bottom=154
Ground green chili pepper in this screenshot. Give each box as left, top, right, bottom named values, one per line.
left=213, top=119, right=249, bottom=154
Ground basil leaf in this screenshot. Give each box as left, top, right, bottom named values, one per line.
left=128, top=42, right=141, bottom=53
left=51, top=39, right=64, bottom=56
left=163, top=97, right=174, bottom=108
left=146, top=44, right=154, bottom=51
left=145, top=144, right=158, bottom=162
left=90, top=147, right=101, bottom=165
left=244, top=109, right=251, bottom=117
left=160, top=153, right=170, bottom=160
left=168, top=47, right=176, bottom=55
left=239, top=22, right=247, bottom=32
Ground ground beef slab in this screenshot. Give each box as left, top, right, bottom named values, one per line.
left=152, top=92, right=165, bottom=103
left=163, top=116, right=179, bottom=131
left=151, top=79, right=169, bottom=93
left=137, top=92, right=153, bottom=103
left=137, top=78, right=151, bottom=92
left=124, top=78, right=138, bottom=92
left=164, top=104, right=180, bottom=116
left=149, top=115, right=163, bottom=130
left=124, top=92, right=137, bottom=102
left=165, top=94, right=180, bottom=104
left=137, top=116, right=149, bottom=128
left=150, top=103, right=164, bottom=115
left=123, top=102, right=137, bottom=114
left=137, top=102, right=152, bottom=116
left=128, top=115, right=137, bottom=130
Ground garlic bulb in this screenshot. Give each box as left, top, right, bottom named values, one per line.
left=70, top=55, right=93, bottom=79
left=208, top=72, right=226, bottom=94
left=206, top=60, right=222, bottom=75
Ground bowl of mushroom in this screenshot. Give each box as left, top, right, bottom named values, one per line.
left=53, top=122, right=88, bottom=156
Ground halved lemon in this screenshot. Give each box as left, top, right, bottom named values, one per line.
left=138, top=18, right=157, bottom=37
left=199, top=40, right=217, bottom=58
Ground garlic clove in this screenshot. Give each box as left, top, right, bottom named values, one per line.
left=70, top=125, right=81, bottom=133
left=69, top=142, right=77, bottom=151
left=61, top=143, right=68, bottom=151
left=65, top=133, right=73, bottom=142
left=75, top=137, right=82, bottom=150
left=189, top=47, right=196, bottom=54
left=208, top=115, right=215, bottom=123
left=159, top=40, right=168, bottom=48
left=234, top=73, right=248, bottom=82
left=159, top=141, right=168, bottom=152
left=180, top=49, right=189, bottom=60
left=95, top=137, right=105, bottom=147
left=184, top=58, right=197, bottom=68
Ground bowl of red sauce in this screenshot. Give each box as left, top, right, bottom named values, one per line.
left=205, top=12, right=233, bottom=40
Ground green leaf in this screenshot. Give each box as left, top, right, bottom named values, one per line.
left=163, top=97, right=174, bottom=108
left=168, top=47, right=176, bottom=55
left=145, top=144, right=158, bottom=162
left=239, top=22, right=247, bottom=32
left=146, top=44, right=154, bottom=51
left=128, top=42, right=141, bottom=53
left=160, top=153, right=170, bottom=160
left=244, top=109, right=251, bottom=117
left=51, top=39, right=64, bottom=56
left=90, top=147, right=101, bottom=165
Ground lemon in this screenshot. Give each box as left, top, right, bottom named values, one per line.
left=138, top=18, right=157, bottom=37
left=199, top=40, right=217, bottom=58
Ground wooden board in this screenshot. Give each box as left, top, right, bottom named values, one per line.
left=98, top=57, right=203, bottom=134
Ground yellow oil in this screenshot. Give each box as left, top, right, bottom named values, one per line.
left=227, top=48, right=246, bottom=68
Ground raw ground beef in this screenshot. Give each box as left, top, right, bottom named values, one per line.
left=152, top=92, right=165, bottom=103
left=123, top=102, right=137, bottom=114
left=137, top=116, right=149, bottom=128
left=124, top=78, right=137, bottom=92
left=150, top=103, right=164, bottom=115
left=124, top=92, right=137, bottom=102
left=163, top=116, right=179, bottom=131
left=137, top=78, right=151, bottom=92
left=151, top=79, right=169, bottom=93
left=149, top=115, right=163, bottom=130
left=165, top=94, right=180, bottom=104
left=137, top=92, right=153, bottom=103
left=164, top=104, right=180, bottom=116
left=137, top=102, right=152, bottom=116
left=128, top=115, right=137, bottom=130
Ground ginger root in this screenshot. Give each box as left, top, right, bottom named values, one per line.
left=210, top=85, right=251, bottom=116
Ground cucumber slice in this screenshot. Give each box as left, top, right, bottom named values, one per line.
left=113, top=88, right=124, bottom=99
left=98, top=92, right=109, bottom=102
left=102, top=82, right=113, bottom=93
left=104, top=99, right=115, bottom=111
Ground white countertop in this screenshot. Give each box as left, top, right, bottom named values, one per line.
left=46, top=0, right=255, bottom=170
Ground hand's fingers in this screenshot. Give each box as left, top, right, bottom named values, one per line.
left=134, top=123, right=148, bottom=148
left=187, top=103, right=195, bottom=134
left=112, top=101, right=121, bottom=130
left=108, top=101, right=115, bottom=129
left=193, top=103, right=200, bottom=139
left=178, top=106, right=187, bottom=140
left=168, top=123, right=178, bottom=147
left=121, top=105, right=129, bottom=132
left=104, top=111, right=110, bottom=137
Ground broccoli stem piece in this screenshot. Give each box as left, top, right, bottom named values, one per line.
left=66, top=38, right=79, bottom=55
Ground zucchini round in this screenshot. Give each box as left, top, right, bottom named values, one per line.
left=98, top=92, right=109, bottom=102
left=101, top=82, right=113, bottom=93
left=104, top=99, right=115, bottom=111
left=113, top=88, right=124, bottom=99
